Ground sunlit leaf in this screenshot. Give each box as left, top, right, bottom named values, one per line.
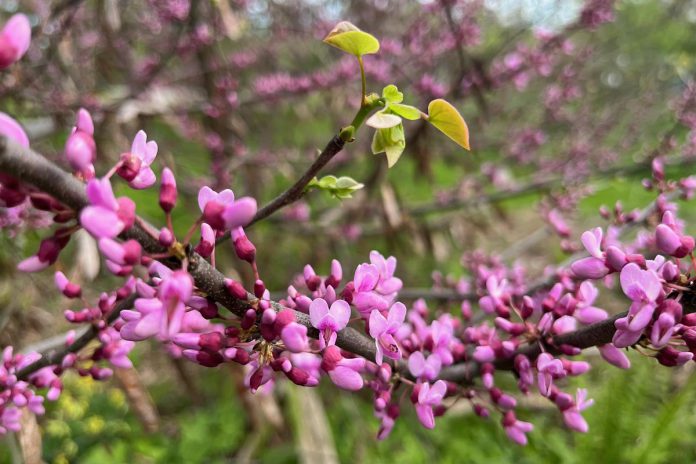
left=388, top=103, right=421, bottom=120
left=382, top=84, right=403, bottom=104
left=426, top=99, right=470, bottom=150
left=366, top=111, right=402, bottom=129
left=323, top=21, right=379, bottom=56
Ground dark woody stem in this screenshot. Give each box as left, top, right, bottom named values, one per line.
left=2, top=136, right=688, bottom=386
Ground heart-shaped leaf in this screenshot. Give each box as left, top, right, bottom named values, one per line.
left=323, top=21, right=379, bottom=57
left=426, top=99, right=470, bottom=150
left=382, top=84, right=403, bottom=104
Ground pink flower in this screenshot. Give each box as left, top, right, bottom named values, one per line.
left=54, top=271, right=81, bottom=298
left=408, top=351, right=442, bottom=381
left=536, top=353, right=565, bottom=396
left=502, top=411, right=534, bottom=445
left=556, top=388, right=594, bottom=433
left=571, top=257, right=609, bottom=280
left=309, top=297, right=350, bottom=349
left=369, top=302, right=406, bottom=365
left=64, top=108, right=96, bottom=179
left=0, top=112, right=29, bottom=147
left=118, top=130, right=158, bottom=189
left=0, top=14, right=30, bottom=69
left=198, top=186, right=257, bottom=231
left=321, top=345, right=365, bottom=391
left=369, top=251, right=402, bottom=295
left=655, top=222, right=694, bottom=258
left=598, top=344, right=630, bottom=369
left=575, top=281, right=608, bottom=324
left=414, top=380, right=446, bottom=429
left=613, top=262, right=663, bottom=347
left=581, top=227, right=604, bottom=258
left=80, top=178, right=135, bottom=239
left=281, top=322, right=309, bottom=353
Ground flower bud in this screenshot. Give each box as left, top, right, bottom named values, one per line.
left=159, top=167, right=177, bottom=212
left=232, top=227, right=256, bottom=263
left=225, top=279, right=248, bottom=300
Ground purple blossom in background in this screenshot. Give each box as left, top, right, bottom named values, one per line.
left=0, top=112, right=29, bottom=148
left=0, top=14, right=30, bottom=69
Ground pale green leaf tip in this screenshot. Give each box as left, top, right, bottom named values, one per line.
left=323, top=21, right=380, bottom=56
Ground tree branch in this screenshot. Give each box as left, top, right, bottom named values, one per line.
left=247, top=134, right=346, bottom=228
left=15, top=294, right=137, bottom=380
left=2, top=136, right=689, bottom=390
left=0, top=136, right=378, bottom=375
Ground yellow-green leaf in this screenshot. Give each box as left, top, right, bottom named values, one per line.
left=371, top=124, right=406, bottom=168
left=426, top=99, right=470, bottom=150
left=388, top=103, right=421, bottom=121
left=323, top=21, right=379, bottom=57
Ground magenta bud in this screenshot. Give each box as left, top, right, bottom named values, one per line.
left=656, top=346, right=693, bottom=367
left=285, top=367, right=317, bottom=387
left=261, top=307, right=276, bottom=324
left=159, top=227, right=174, bottom=247
left=159, top=167, right=177, bottom=212
left=225, top=279, right=248, bottom=300
left=55, top=271, right=82, bottom=298
left=0, top=185, right=25, bottom=207
left=605, top=246, right=627, bottom=272
left=273, top=309, right=295, bottom=334
left=183, top=349, right=224, bottom=367
left=195, top=223, right=215, bottom=258
left=683, top=314, right=696, bottom=327
left=232, top=227, right=256, bottom=263
left=202, top=201, right=226, bottom=231
left=173, top=333, right=202, bottom=350
left=200, top=299, right=219, bottom=319
left=254, top=279, right=266, bottom=298
left=249, top=367, right=265, bottom=391
left=117, top=152, right=142, bottom=182
left=122, top=240, right=142, bottom=265
left=473, top=404, right=490, bottom=418
left=241, top=308, right=257, bottom=330
left=558, top=344, right=581, bottom=356
left=570, top=257, right=609, bottom=280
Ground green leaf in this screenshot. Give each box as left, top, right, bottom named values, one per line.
left=366, top=111, right=402, bottom=129
left=371, top=123, right=406, bottom=168
left=382, top=84, right=403, bottom=103
left=323, top=21, right=379, bottom=57
left=308, top=175, right=364, bottom=199
left=426, top=99, right=470, bottom=150
left=388, top=103, right=421, bottom=120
